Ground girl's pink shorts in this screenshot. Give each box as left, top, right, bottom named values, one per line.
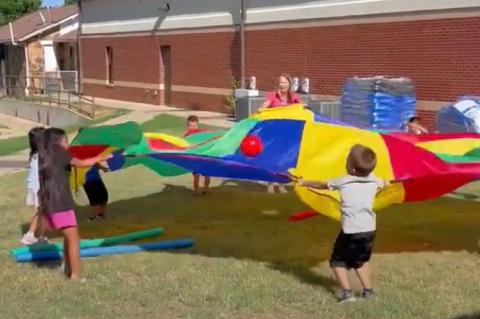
left=44, top=209, right=77, bottom=230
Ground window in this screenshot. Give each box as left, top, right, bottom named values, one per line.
left=105, top=46, right=113, bottom=84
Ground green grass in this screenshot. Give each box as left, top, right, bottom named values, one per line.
left=0, top=108, right=130, bottom=157
left=1, top=165, right=479, bottom=318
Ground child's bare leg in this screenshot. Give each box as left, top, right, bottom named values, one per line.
left=355, top=262, right=372, bottom=289
left=267, top=183, right=275, bottom=194
left=203, top=176, right=211, bottom=194
left=27, top=213, right=39, bottom=234
left=193, top=174, right=200, bottom=195
left=38, top=214, right=47, bottom=237
left=99, top=204, right=107, bottom=217
left=62, top=227, right=81, bottom=279
left=333, top=267, right=351, bottom=290
left=63, top=236, right=71, bottom=277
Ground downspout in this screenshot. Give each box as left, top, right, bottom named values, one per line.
left=8, top=23, right=17, bottom=45
left=240, top=0, right=246, bottom=89
left=24, top=43, right=30, bottom=96
left=76, top=0, right=83, bottom=94
left=10, top=22, right=29, bottom=95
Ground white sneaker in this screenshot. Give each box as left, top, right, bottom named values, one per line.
left=21, top=232, right=38, bottom=245
left=278, top=185, right=288, bottom=194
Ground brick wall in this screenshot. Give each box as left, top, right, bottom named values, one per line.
left=171, top=92, right=228, bottom=112
left=82, top=32, right=239, bottom=109
left=416, top=110, right=437, bottom=132
left=246, top=17, right=480, bottom=102
left=82, top=36, right=160, bottom=83
left=81, top=16, right=480, bottom=115
left=83, top=83, right=160, bottom=105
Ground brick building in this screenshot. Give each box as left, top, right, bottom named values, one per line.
left=79, top=0, right=480, bottom=128
left=0, top=5, right=79, bottom=95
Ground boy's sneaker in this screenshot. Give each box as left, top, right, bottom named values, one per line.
left=338, top=289, right=356, bottom=304
left=20, top=232, right=38, bottom=245
left=362, top=288, right=375, bottom=299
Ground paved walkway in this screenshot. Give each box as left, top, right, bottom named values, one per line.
left=0, top=113, right=42, bottom=140
left=0, top=98, right=234, bottom=176
left=94, top=97, right=233, bottom=128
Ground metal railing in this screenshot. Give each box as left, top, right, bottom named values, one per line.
left=2, top=74, right=95, bottom=118
left=44, top=71, right=78, bottom=93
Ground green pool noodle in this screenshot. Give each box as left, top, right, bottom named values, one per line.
left=10, top=227, right=163, bottom=256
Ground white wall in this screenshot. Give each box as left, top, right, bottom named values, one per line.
left=82, top=0, right=240, bottom=34
left=246, top=0, right=480, bottom=24
left=60, top=15, right=79, bottom=35
left=81, top=0, right=480, bottom=35
left=41, top=41, right=58, bottom=72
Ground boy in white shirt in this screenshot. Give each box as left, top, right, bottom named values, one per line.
left=297, top=144, right=388, bottom=303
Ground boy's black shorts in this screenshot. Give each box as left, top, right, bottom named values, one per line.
left=83, top=179, right=108, bottom=206
left=329, top=231, right=375, bottom=269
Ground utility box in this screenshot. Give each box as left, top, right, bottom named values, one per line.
left=235, top=96, right=264, bottom=121
left=309, top=100, right=341, bottom=121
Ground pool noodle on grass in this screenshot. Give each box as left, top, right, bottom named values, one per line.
left=15, top=238, right=194, bottom=262
left=10, top=228, right=164, bottom=256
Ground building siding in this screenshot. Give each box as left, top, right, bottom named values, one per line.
left=82, top=31, right=240, bottom=107
left=246, top=17, right=480, bottom=102
left=81, top=16, right=480, bottom=127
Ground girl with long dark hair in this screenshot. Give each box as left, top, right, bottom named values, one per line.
left=38, top=128, right=110, bottom=280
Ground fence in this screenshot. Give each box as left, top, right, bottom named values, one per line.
left=2, top=74, right=95, bottom=118
left=44, top=71, right=78, bottom=93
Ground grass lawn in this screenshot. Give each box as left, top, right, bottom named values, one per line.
left=0, top=107, right=129, bottom=157
left=1, top=161, right=479, bottom=318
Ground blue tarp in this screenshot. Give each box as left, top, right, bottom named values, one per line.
left=436, top=96, right=480, bottom=133
left=340, top=77, right=416, bottom=130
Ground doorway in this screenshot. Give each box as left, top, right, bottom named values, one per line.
left=160, top=45, right=172, bottom=106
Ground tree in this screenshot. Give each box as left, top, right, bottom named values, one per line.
left=0, top=0, right=41, bottom=26
left=64, top=0, right=76, bottom=5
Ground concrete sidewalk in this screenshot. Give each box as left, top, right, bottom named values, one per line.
left=0, top=98, right=234, bottom=176
left=94, top=97, right=234, bottom=128
left=0, top=113, right=42, bottom=140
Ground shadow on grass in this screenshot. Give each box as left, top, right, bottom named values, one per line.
left=19, top=180, right=480, bottom=292
left=452, top=313, right=480, bottom=319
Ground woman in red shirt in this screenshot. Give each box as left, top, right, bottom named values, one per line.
left=262, top=74, right=301, bottom=194
left=262, top=74, right=302, bottom=108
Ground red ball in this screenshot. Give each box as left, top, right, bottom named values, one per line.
left=240, top=135, right=263, bottom=157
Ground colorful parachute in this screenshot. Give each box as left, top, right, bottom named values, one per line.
left=69, top=105, right=480, bottom=220
left=68, top=121, right=226, bottom=189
